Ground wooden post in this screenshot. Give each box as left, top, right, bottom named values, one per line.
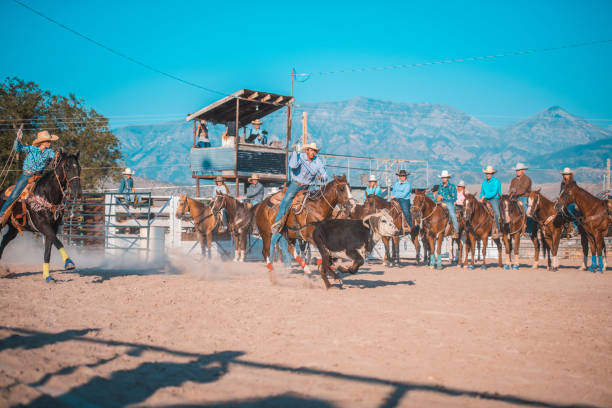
left=286, top=103, right=292, bottom=182
left=607, top=158, right=610, bottom=191
left=302, top=111, right=308, bottom=145
left=196, top=176, right=200, bottom=197
left=235, top=98, right=240, bottom=196
left=192, top=118, right=196, bottom=147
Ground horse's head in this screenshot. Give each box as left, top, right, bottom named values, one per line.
left=526, top=190, right=540, bottom=218
left=555, top=182, right=576, bottom=212
left=176, top=194, right=189, bottom=220
left=211, top=193, right=226, bottom=213
left=411, top=191, right=427, bottom=215
left=56, top=149, right=82, bottom=201
left=329, top=174, right=355, bottom=210
left=463, top=193, right=476, bottom=221
left=499, top=195, right=511, bottom=225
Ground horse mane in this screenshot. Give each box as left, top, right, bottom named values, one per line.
left=567, top=181, right=601, bottom=202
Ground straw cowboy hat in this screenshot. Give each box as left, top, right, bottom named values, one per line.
left=252, top=119, right=263, bottom=126
left=396, top=169, right=410, bottom=177
left=560, top=167, right=574, bottom=175
left=32, top=130, right=59, bottom=146
left=512, top=163, right=528, bottom=171
left=302, top=142, right=320, bottom=152
left=368, top=174, right=377, bottom=182
left=248, top=173, right=259, bottom=182
left=123, top=168, right=134, bottom=175
left=457, top=180, right=466, bottom=187
left=215, top=175, right=224, bottom=182
left=482, top=165, right=497, bottom=174
left=438, top=170, right=452, bottom=178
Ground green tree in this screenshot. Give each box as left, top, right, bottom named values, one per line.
left=0, top=77, right=122, bottom=190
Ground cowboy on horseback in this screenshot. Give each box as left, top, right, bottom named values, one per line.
left=479, top=165, right=502, bottom=238
left=434, top=170, right=459, bottom=238
left=0, top=129, right=58, bottom=226
left=508, top=162, right=534, bottom=233
left=365, top=175, right=384, bottom=198
left=389, top=169, right=412, bottom=231
left=271, top=142, right=329, bottom=234
left=560, top=167, right=580, bottom=235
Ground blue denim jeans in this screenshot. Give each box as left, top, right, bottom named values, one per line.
left=396, top=198, right=412, bottom=227
left=445, top=201, right=459, bottom=232
left=567, top=203, right=580, bottom=230
left=487, top=198, right=500, bottom=230
left=517, top=196, right=534, bottom=234
left=0, top=173, right=31, bottom=217
left=274, top=182, right=307, bottom=223
left=196, top=141, right=211, bottom=148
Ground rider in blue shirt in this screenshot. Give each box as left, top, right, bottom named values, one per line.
left=390, top=169, right=412, bottom=229
left=365, top=175, right=383, bottom=198
left=479, top=165, right=502, bottom=238
left=434, top=170, right=459, bottom=237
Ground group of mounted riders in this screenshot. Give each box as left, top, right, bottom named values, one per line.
left=1, top=127, right=610, bottom=284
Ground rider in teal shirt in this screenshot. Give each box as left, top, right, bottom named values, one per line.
left=479, top=166, right=502, bottom=237
left=365, top=175, right=383, bottom=198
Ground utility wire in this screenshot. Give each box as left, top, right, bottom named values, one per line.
left=12, top=0, right=228, bottom=97
left=295, top=39, right=612, bottom=78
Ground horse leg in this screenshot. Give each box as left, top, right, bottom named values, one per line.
left=531, top=229, right=540, bottom=269
left=0, top=225, right=19, bottom=275
left=502, top=233, right=511, bottom=270
left=495, top=238, right=503, bottom=268
left=586, top=232, right=597, bottom=272
left=206, top=231, right=213, bottom=259
left=198, top=230, right=207, bottom=258
left=412, top=231, right=421, bottom=265
left=595, top=232, right=604, bottom=273
left=480, top=234, right=488, bottom=270
left=382, top=236, right=390, bottom=267
left=393, top=236, right=400, bottom=266
left=578, top=227, right=588, bottom=271
left=427, top=233, right=436, bottom=269
left=232, top=233, right=240, bottom=262
left=50, top=232, right=74, bottom=270
left=512, top=233, right=520, bottom=270
left=291, top=239, right=311, bottom=275
left=435, top=233, right=444, bottom=269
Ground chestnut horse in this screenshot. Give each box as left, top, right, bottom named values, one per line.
left=254, top=175, right=354, bottom=273
left=411, top=191, right=451, bottom=269
left=211, top=194, right=253, bottom=262
left=176, top=195, right=219, bottom=259
left=556, top=182, right=609, bottom=272
left=499, top=195, right=540, bottom=270
left=462, top=193, right=503, bottom=269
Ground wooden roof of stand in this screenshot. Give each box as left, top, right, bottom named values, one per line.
left=186, top=89, right=294, bottom=127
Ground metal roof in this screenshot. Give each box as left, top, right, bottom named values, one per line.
left=186, top=89, right=294, bottom=127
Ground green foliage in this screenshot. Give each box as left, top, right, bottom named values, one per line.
left=0, top=77, right=123, bottom=190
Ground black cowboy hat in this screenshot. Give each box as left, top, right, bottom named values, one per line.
left=396, top=169, right=410, bottom=177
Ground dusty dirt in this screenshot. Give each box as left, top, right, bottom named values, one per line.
left=0, top=253, right=611, bottom=407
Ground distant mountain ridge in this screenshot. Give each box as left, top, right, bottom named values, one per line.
left=114, top=98, right=611, bottom=186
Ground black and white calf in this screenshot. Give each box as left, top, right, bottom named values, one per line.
left=312, top=210, right=398, bottom=288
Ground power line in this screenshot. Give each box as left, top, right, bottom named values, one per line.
left=295, top=39, right=612, bottom=78
left=12, top=0, right=229, bottom=97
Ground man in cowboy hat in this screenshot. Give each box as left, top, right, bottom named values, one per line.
left=245, top=173, right=264, bottom=205
left=246, top=119, right=268, bottom=145
left=118, top=168, right=136, bottom=206
left=509, top=162, right=534, bottom=233
left=390, top=169, right=412, bottom=230
left=479, top=165, right=502, bottom=238
left=434, top=170, right=459, bottom=237
left=271, top=142, right=329, bottom=235
left=365, top=174, right=383, bottom=198
left=560, top=167, right=580, bottom=234
left=213, top=175, right=230, bottom=233
left=195, top=119, right=210, bottom=148
left=0, top=128, right=58, bottom=224
left=456, top=180, right=467, bottom=207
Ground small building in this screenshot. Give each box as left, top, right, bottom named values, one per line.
left=187, top=89, right=294, bottom=196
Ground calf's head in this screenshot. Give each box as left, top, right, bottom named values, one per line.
left=363, top=209, right=399, bottom=237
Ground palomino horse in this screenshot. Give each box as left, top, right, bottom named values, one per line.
left=462, top=193, right=503, bottom=269
left=499, top=195, right=540, bottom=270
left=362, top=194, right=421, bottom=267
left=176, top=194, right=219, bottom=259
left=254, top=175, right=354, bottom=273
left=211, top=194, right=253, bottom=262
left=556, top=182, right=609, bottom=272
left=526, top=190, right=588, bottom=271
left=0, top=149, right=82, bottom=281
left=411, top=191, right=451, bottom=269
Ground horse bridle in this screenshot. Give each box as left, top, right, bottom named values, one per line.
left=52, top=154, right=81, bottom=202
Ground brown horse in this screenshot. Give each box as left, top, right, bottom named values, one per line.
left=462, top=193, right=503, bottom=269
left=362, top=194, right=422, bottom=266
left=526, top=190, right=588, bottom=271
left=556, top=182, right=609, bottom=272
left=176, top=194, right=219, bottom=259
left=499, top=194, right=540, bottom=270
left=254, top=175, right=354, bottom=273
left=411, top=191, right=451, bottom=269
left=211, top=194, right=253, bottom=262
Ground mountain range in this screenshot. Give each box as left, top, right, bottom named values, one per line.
left=114, top=97, right=611, bottom=187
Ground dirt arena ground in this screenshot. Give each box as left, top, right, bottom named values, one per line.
left=0, top=252, right=611, bottom=407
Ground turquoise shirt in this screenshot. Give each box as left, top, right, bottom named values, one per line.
left=480, top=176, right=502, bottom=200
left=365, top=185, right=383, bottom=198
left=438, top=182, right=457, bottom=202
left=14, top=140, right=55, bottom=175
left=288, top=151, right=329, bottom=185
left=391, top=180, right=411, bottom=200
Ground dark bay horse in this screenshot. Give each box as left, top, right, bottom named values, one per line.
left=411, top=191, right=451, bottom=269
left=211, top=194, right=253, bottom=262
left=462, top=193, right=503, bottom=269
left=556, top=182, right=609, bottom=272
left=254, top=175, right=354, bottom=273
left=499, top=195, right=540, bottom=270
left=176, top=195, right=219, bottom=259
left=362, top=194, right=421, bottom=267
left=0, top=149, right=82, bottom=281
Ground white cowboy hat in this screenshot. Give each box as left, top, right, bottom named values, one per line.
left=512, top=163, right=528, bottom=171
left=302, top=142, right=320, bottom=152
left=368, top=174, right=377, bottom=182
left=438, top=170, right=451, bottom=178
left=482, top=165, right=497, bottom=174
left=248, top=173, right=259, bottom=182
left=560, top=167, right=574, bottom=175
left=457, top=180, right=466, bottom=187
left=123, top=168, right=134, bottom=175
left=252, top=119, right=263, bottom=125
left=32, top=130, right=59, bottom=146
left=215, top=175, right=224, bottom=182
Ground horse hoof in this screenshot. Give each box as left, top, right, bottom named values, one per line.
left=503, top=264, right=510, bottom=270
left=45, top=276, right=56, bottom=283
left=512, top=265, right=519, bottom=270
left=64, top=259, right=75, bottom=270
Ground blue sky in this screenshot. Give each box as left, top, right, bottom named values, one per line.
left=2, top=0, right=612, bottom=128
